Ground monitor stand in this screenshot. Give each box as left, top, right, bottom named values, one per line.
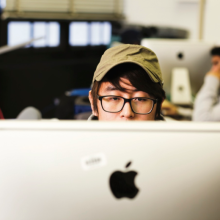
left=170, top=68, right=192, bottom=106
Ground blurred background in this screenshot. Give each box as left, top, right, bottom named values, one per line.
left=0, top=0, right=219, bottom=119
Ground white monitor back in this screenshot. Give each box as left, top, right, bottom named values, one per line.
left=141, top=39, right=214, bottom=96
left=0, top=120, right=220, bottom=220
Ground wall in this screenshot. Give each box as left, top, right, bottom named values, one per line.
left=124, top=0, right=200, bottom=39
left=203, top=0, right=220, bottom=44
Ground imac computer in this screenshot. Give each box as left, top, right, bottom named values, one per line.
left=0, top=120, right=220, bottom=220
left=141, top=39, right=214, bottom=100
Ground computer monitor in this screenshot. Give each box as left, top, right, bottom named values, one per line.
left=141, top=39, right=214, bottom=96
left=0, top=120, right=220, bottom=220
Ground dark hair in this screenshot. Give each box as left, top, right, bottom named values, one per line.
left=211, top=47, right=220, bottom=56
left=91, top=63, right=166, bottom=120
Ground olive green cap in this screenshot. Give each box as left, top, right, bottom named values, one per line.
left=92, top=44, right=163, bottom=86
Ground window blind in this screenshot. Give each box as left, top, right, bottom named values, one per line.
left=3, top=0, right=124, bottom=19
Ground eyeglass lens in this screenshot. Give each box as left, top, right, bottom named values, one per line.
left=101, top=96, right=154, bottom=114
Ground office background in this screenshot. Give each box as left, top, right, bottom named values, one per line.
left=0, top=0, right=219, bottom=119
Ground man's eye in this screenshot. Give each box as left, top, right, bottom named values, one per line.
left=106, top=97, right=120, bottom=101
left=134, top=98, right=147, bottom=102
left=112, top=97, right=120, bottom=101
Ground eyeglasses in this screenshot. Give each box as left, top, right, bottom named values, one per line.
left=97, top=95, right=158, bottom=115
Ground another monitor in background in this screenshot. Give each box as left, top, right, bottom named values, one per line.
left=141, top=39, right=214, bottom=97
left=7, top=21, right=60, bottom=48
left=69, top=21, right=112, bottom=46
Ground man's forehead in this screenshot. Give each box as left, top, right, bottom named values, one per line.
left=100, top=81, right=139, bottom=92
left=212, top=55, right=220, bottom=60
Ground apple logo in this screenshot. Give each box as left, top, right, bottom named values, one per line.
left=109, top=161, right=139, bottom=199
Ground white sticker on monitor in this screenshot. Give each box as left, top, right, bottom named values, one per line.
left=81, top=153, right=107, bottom=171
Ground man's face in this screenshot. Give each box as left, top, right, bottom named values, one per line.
left=211, top=55, right=220, bottom=71
left=89, top=77, right=157, bottom=121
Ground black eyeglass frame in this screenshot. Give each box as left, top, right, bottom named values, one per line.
left=97, top=95, right=158, bottom=115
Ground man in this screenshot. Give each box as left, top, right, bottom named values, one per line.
left=88, top=44, right=165, bottom=121
left=193, top=47, right=220, bottom=121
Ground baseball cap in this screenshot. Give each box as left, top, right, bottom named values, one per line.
left=92, top=44, right=163, bottom=86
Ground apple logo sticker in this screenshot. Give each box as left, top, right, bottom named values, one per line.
left=109, top=161, right=139, bottom=199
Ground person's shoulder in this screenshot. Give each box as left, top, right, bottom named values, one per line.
left=205, top=74, right=220, bottom=84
